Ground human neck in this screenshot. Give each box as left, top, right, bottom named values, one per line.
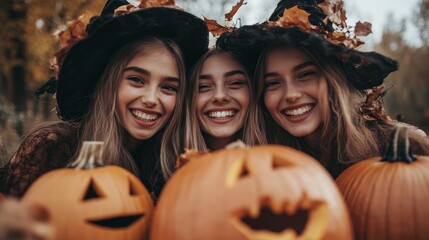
left=124, top=134, right=143, bottom=151
left=204, top=132, right=241, bottom=151
left=302, top=127, right=323, bottom=156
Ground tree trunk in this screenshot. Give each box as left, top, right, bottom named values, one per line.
left=2, top=0, right=28, bottom=113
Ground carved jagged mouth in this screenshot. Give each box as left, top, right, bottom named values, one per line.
left=231, top=197, right=328, bottom=239
left=88, top=214, right=143, bottom=228
left=241, top=206, right=309, bottom=234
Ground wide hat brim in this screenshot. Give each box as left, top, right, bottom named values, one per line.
left=217, top=24, right=398, bottom=90
left=57, top=7, right=209, bottom=122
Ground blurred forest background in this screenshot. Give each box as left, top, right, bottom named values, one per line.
left=1, top=0, right=428, bottom=166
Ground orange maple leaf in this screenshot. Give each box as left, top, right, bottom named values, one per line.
left=274, top=6, right=311, bottom=31
left=204, top=17, right=233, bottom=37
left=225, top=0, right=246, bottom=21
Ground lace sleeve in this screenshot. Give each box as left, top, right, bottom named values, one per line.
left=0, top=123, right=77, bottom=198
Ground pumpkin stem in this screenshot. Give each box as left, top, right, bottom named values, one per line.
left=68, top=141, right=105, bottom=169
left=381, top=127, right=417, bottom=163
left=225, top=140, right=247, bottom=149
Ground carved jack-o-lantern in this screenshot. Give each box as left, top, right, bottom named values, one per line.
left=22, top=141, right=153, bottom=240
left=151, top=145, right=353, bottom=240
left=0, top=194, right=54, bottom=240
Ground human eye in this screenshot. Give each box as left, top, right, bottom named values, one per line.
left=162, top=84, right=179, bottom=93
left=297, top=69, right=318, bottom=80
left=198, top=83, right=212, bottom=92
left=126, top=75, right=144, bottom=85
left=229, top=79, right=248, bottom=89
left=264, top=79, right=281, bottom=90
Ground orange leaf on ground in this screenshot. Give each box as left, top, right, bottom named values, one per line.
left=225, top=0, right=246, bottom=21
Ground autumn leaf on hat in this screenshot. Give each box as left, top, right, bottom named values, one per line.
left=204, top=17, right=234, bottom=37
left=354, top=21, right=372, bottom=36
left=51, top=15, right=87, bottom=78
left=271, top=6, right=311, bottom=31
left=204, top=0, right=245, bottom=37
left=225, top=0, right=246, bottom=21
left=138, top=0, right=175, bottom=8
left=360, top=85, right=393, bottom=121
left=114, top=0, right=177, bottom=16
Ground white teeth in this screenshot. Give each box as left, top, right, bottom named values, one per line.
left=208, top=110, right=236, bottom=119
left=284, top=105, right=313, bottom=117
left=132, top=110, right=159, bottom=121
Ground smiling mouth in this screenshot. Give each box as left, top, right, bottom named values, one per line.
left=132, top=110, right=160, bottom=122
left=88, top=214, right=144, bottom=228
left=231, top=196, right=328, bottom=239
left=282, top=104, right=314, bottom=118
left=206, top=110, right=237, bottom=119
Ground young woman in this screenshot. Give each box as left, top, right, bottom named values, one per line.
left=0, top=0, right=208, bottom=200
left=184, top=48, right=263, bottom=151
left=218, top=0, right=429, bottom=177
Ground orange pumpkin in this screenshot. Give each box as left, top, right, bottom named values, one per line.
left=0, top=195, right=54, bottom=240
left=22, top=141, right=153, bottom=240
left=151, top=145, right=353, bottom=240
left=336, top=127, right=429, bottom=240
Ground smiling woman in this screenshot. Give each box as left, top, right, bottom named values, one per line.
left=218, top=0, right=429, bottom=177
left=0, top=0, right=209, bottom=201
left=184, top=48, right=264, bottom=152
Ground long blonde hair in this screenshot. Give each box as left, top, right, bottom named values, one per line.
left=255, top=45, right=381, bottom=167
left=184, top=48, right=264, bottom=151
left=78, top=36, right=186, bottom=180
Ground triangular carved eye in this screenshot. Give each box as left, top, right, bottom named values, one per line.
left=83, top=179, right=103, bottom=200
left=238, top=161, right=251, bottom=179
left=272, top=159, right=283, bottom=170
left=129, top=177, right=140, bottom=196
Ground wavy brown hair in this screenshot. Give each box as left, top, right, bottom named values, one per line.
left=78, top=36, right=186, bottom=180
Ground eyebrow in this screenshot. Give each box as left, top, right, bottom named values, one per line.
left=199, top=70, right=246, bottom=80
left=124, top=66, right=180, bottom=83
left=264, top=61, right=316, bottom=78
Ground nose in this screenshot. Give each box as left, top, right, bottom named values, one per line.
left=284, top=84, right=301, bottom=103
left=141, top=87, right=157, bottom=108
left=213, top=86, right=230, bottom=104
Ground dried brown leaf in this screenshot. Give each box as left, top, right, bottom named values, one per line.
left=354, top=21, right=372, bottom=36
left=52, top=16, right=87, bottom=78
left=275, top=6, right=311, bottom=31
left=58, top=15, right=86, bottom=47
left=318, top=0, right=335, bottom=16
left=225, top=0, right=246, bottom=21
left=204, top=17, right=233, bottom=37
left=138, top=0, right=175, bottom=8
left=360, top=85, right=392, bottom=121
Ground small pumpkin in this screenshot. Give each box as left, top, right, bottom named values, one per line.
left=0, top=195, right=53, bottom=240
left=151, top=145, right=353, bottom=240
left=22, top=141, right=153, bottom=240
left=336, top=127, right=429, bottom=240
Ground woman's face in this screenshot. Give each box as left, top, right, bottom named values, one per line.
left=116, top=46, right=179, bottom=143
left=263, top=47, right=324, bottom=139
left=196, top=52, right=250, bottom=140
